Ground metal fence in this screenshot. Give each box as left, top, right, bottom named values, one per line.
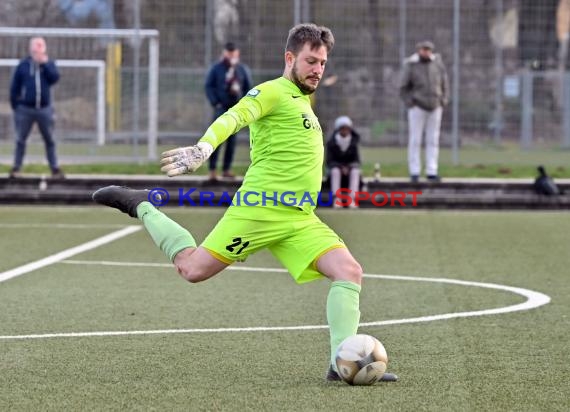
left=1, top=0, right=569, bottom=163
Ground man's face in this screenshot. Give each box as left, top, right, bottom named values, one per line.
left=418, top=47, right=433, bottom=60
left=30, top=38, right=47, bottom=59
left=223, top=49, right=240, bottom=66
left=287, top=43, right=328, bottom=95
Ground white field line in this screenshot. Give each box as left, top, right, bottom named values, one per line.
left=0, top=223, right=130, bottom=229
left=0, top=261, right=551, bottom=341
left=0, top=226, right=141, bottom=284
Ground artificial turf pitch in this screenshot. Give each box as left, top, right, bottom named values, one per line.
left=0, top=206, right=568, bottom=411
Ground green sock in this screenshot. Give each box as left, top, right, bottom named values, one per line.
left=327, top=280, right=361, bottom=369
left=136, top=202, right=196, bottom=262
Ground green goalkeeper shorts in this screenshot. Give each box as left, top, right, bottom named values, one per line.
left=201, top=204, right=346, bottom=284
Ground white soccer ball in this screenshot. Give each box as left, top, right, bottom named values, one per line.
left=335, top=334, right=388, bottom=385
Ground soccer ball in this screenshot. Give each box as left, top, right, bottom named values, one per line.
left=335, top=334, right=388, bottom=385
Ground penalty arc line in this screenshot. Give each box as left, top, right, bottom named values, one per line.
left=0, top=226, right=142, bottom=284
left=0, top=260, right=551, bottom=341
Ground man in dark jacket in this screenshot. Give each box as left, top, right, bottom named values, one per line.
left=326, top=116, right=361, bottom=208
left=205, top=42, right=252, bottom=180
left=10, top=37, right=63, bottom=179
left=400, top=40, right=448, bottom=183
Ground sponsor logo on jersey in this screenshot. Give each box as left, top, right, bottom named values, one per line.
left=301, top=113, right=322, bottom=131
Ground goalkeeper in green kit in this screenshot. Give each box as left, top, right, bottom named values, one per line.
left=93, top=23, right=397, bottom=382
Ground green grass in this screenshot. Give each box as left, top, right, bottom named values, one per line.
left=1, top=142, right=569, bottom=178
left=0, top=207, right=569, bottom=410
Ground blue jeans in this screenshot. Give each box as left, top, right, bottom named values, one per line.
left=13, top=105, right=58, bottom=171
left=208, top=107, right=237, bottom=172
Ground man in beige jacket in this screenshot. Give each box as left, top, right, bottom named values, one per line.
left=400, top=40, right=449, bottom=183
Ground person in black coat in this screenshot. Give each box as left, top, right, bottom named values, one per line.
left=205, top=42, right=252, bottom=180
left=326, top=116, right=361, bottom=208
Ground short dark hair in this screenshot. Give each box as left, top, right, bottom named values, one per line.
left=285, top=23, right=334, bottom=55
left=224, top=42, right=237, bottom=52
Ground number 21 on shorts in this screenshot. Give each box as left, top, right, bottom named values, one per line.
left=225, top=237, right=250, bottom=255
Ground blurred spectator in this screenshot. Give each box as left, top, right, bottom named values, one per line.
left=326, top=116, right=361, bottom=209
left=205, top=42, right=252, bottom=180
left=9, top=37, right=63, bottom=179
left=399, top=40, right=448, bottom=183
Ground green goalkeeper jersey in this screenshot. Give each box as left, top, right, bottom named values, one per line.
left=199, top=76, right=324, bottom=213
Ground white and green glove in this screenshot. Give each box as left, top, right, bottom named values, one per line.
left=160, top=142, right=214, bottom=177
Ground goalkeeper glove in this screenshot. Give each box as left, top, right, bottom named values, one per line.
left=160, top=142, right=214, bottom=177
